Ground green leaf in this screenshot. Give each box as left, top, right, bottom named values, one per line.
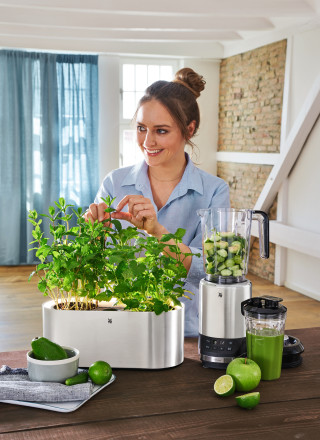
left=174, top=228, right=186, bottom=240
left=112, top=219, right=122, bottom=232
left=38, top=279, right=47, bottom=293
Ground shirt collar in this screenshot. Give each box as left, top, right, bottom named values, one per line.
left=120, top=153, right=204, bottom=195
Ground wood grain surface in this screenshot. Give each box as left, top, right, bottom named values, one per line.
left=0, top=328, right=319, bottom=439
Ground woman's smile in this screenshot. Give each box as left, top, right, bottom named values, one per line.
left=144, top=147, right=163, bottom=156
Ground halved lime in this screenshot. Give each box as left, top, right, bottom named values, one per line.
left=235, top=392, right=260, bottom=409
left=214, top=374, right=235, bottom=396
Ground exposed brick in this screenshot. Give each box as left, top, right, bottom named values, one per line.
left=217, top=40, right=286, bottom=281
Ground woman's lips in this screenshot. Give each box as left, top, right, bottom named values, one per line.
left=144, top=148, right=163, bottom=156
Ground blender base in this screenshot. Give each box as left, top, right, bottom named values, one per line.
left=199, top=334, right=247, bottom=369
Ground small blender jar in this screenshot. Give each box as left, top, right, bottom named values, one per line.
left=241, top=296, right=287, bottom=380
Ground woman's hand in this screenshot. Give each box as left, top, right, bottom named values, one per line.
left=111, top=195, right=165, bottom=237
left=84, top=202, right=111, bottom=226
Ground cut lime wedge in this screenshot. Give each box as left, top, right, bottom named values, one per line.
left=214, top=374, right=235, bottom=397
left=235, top=392, right=260, bottom=409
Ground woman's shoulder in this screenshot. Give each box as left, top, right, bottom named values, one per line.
left=191, top=163, right=228, bottom=188
left=104, top=161, right=144, bottom=184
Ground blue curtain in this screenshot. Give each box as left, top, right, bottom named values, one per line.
left=0, top=50, right=99, bottom=264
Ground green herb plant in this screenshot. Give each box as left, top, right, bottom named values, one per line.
left=28, top=197, right=198, bottom=315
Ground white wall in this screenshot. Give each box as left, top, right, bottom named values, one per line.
left=285, top=27, right=320, bottom=299
left=181, top=59, right=221, bottom=175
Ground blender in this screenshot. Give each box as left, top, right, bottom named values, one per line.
left=197, top=208, right=269, bottom=369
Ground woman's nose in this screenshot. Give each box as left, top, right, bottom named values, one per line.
left=143, top=130, right=156, bottom=147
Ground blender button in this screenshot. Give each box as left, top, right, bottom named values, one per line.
left=213, top=340, right=218, bottom=345
left=228, top=341, right=233, bottom=345
left=220, top=340, right=225, bottom=345
left=227, top=347, right=232, bottom=351
left=205, top=345, right=210, bottom=350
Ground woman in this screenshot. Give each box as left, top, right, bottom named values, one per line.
left=85, top=68, right=230, bottom=336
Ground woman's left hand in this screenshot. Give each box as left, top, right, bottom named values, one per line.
left=111, top=195, right=165, bottom=237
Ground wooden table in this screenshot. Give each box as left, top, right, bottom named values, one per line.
left=0, top=327, right=319, bottom=439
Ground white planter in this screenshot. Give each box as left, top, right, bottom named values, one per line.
left=42, top=301, right=184, bottom=369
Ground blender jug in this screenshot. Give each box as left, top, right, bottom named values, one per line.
left=241, top=296, right=287, bottom=380
left=198, top=208, right=269, bottom=283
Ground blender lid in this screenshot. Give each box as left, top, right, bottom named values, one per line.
left=241, top=295, right=287, bottom=319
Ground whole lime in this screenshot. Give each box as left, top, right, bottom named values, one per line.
left=88, top=360, right=112, bottom=385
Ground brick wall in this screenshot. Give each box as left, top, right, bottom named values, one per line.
left=217, top=40, right=287, bottom=282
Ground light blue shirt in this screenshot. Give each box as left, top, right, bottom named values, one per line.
left=95, top=154, right=230, bottom=336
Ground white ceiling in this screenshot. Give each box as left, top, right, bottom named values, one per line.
left=0, top=0, right=320, bottom=58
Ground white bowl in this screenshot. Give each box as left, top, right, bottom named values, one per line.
left=27, top=346, right=80, bottom=383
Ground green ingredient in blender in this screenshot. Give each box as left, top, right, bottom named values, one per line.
left=204, top=241, right=215, bottom=252
left=225, top=258, right=235, bottom=267
left=221, top=269, right=232, bottom=276
left=230, top=265, right=239, bottom=271
left=220, top=232, right=235, bottom=239
left=228, top=245, right=240, bottom=254
left=31, top=337, right=68, bottom=361
left=234, top=255, right=243, bottom=264
left=217, top=249, right=228, bottom=258
left=203, top=231, right=247, bottom=278
left=233, top=270, right=243, bottom=277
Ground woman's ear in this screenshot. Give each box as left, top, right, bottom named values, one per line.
left=187, top=120, right=196, bottom=139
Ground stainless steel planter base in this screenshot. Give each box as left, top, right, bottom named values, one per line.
left=42, top=301, right=184, bottom=369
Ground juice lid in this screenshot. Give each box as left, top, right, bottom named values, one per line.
left=241, top=295, right=287, bottom=319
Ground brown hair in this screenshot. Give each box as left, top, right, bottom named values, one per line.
left=134, top=67, right=206, bottom=148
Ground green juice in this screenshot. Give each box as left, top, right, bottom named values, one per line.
left=246, top=329, right=284, bottom=380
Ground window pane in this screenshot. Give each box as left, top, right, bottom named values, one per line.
left=123, top=92, right=136, bottom=119
left=160, top=65, right=173, bottom=81
left=123, top=64, right=135, bottom=91
left=148, top=65, right=160, bottom=85
left=135, top=91, right=144, bottom=109
left=122, top=130, right=142, bottom=167
left=135, top=65, right=148, bottom=91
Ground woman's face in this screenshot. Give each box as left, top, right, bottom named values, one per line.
left=136, top=100, right=191, bottom=168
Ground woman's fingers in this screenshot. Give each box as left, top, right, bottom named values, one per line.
left=113, top=195, right=160, bottom=234
left=84, top=202, right=109, bottom=224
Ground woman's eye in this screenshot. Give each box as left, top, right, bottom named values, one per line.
left=157, top=129, right=168, bottom=134
left=137, top=126, right=146, bottom=132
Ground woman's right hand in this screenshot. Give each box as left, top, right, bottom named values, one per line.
left=84, top=202, right=111, bottom=226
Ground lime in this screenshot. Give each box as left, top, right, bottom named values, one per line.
left=235, top=392, right=260, bottom=409
left=88, top=360, right=112, bottom=385
left=213, top=374, right=235, bottom=397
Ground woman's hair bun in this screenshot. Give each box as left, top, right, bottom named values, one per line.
left=174, top=68, right=206, bottom=98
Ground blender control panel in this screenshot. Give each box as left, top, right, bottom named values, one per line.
left=199, top=334, right=247, bottom=369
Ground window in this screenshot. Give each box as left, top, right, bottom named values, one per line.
left=120, top=59, right=178, bottom=167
